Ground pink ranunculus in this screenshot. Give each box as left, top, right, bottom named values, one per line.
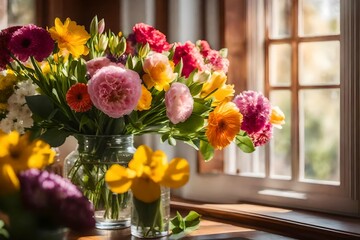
left=173, top=41, right=205, bottom=77
left=206, top=50, right=229, bottom=73
left=87, top=65, right=142, bottom=118
left=133, top=23, right=171, bottom=53
left=165, top=82, right=194, bottom=124
left=86, top=57, right=124, bottom=78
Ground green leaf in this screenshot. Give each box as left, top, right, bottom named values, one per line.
left=200, top=140, right=214, bottom=161
left=175, top=114, right=204, bottom=133
left=189, top=83, right=203, bottom=96
left=192, top=100, right=211, bottom=115
left=235, top=133, right=255, bottom=153
left=25, top=95, right=54, bottom=119
left=174, top=59, right=183, bottom=76
left=168, top=136, right=176, bottom=146
left=39, top=128, right=71, bottom=147
left=170, top=211, right=201, bottom=240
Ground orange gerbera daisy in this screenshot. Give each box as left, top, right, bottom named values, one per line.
left=206, top=102, right=242, bottom=149
left=66, top=83, right=92, bottom=112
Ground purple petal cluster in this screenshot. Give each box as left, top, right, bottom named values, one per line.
left=249, top=122, right=273, bottom=147
left=233, top=90, right=271, bottom=134
left=0, top=26, right=21, bottom=70
left=19, top=169, right=95, bottom=230
left=9, top=24, right=54, bottom=62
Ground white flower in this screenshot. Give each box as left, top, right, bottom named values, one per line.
left=0, top=118, right=14, bottom=133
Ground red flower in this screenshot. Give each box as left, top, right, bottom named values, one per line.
left=66, top=83, right=92, bottom=112
left=0, top=26, right=21, bottom=70
left=173, top=41, right=205, bottom=77
left=133, top=23, right=171, bottom=53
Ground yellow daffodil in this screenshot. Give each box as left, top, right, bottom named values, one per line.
left=0, top=131, right=56, bottom=195
left=105, top=145, right=189, bottom=203
left=136, top=85, right=152, bottom=111
left=270, top=106, right=285, bottom=129
left=48, top=18, right=91, bottom=58
left=200, top=71, right=234, bottom=106
left=142, top=53, right=177, bottom=91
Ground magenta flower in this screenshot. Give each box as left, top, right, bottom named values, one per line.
left=165, top=82, right=194, bottom=124
left=9, top=24, right=54, bottom=62
left=19, top=169, right=95, bottom=230
left=198, top=40, right=229, bottom=73
left=86, top=56, right=124, bottom=77
left=173, top=41, right=205, bottom=77
left=233, top=91, right=271, bottom=134
left=133, top=23, right=171, bottom=53
left=88, top=65, right=142, bottom=118
left=249, top=122, right=273, bottom=147
left=0, top=26, right=21, bottom=70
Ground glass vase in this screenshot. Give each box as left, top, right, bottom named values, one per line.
left=131, top=187, right=170, bottom=238
left=64, top=134, right=135, bottom=229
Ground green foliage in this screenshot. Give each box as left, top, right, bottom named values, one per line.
left=235, top=131, right=255, bottom=153
left=170, top=211, right=201, bottom=239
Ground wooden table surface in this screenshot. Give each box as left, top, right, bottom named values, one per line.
left=68, top=216, right=295, bottom=240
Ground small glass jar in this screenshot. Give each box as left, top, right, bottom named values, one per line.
left=64, top=134, right=135, bottom=229
left=131, top=187, right=170, bottom=238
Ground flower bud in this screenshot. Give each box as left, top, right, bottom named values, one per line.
left=98, top=19, right=105, bottom=34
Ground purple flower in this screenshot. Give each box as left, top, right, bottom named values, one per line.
left=165, top=82, right=194, bottom=124
left=0, top=26, right=21, bottom=70
left=19, top=169, right=95, bottom=230
left=233, top=91, right=271, bottom=134
left=249, top=122, right=273, bottom=147
left=9, top=24, right=54, bottom=62
left=88, top=65, right=142, bottom=118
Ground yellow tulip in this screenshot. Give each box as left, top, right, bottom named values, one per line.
left=136, top=85, right=152, bottom=111
left=200, top=71, right=234, bottom=106
left=270, top=106, right=285, bottom=129
left=105, top=145, right=189, bottom=203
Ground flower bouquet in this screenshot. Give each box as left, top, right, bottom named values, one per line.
left=0, top=131, right=95, bottom=240
left=0, top=15, right=284, bottom=231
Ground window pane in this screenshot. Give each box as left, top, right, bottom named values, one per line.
left=236, top=147, right=265, bottom=177
left=269, top=44, right=292, bottom=86
left=270, top=90, right=292, bottom=179
left=299, top=0, right=340, bottom=37
left=299, top=89, right=340, bottom=182
left=299, top=41, right=340, bottom=85
left=269, top=0, right=292, bottom=39
left=7, top=0, right=35, bottom=26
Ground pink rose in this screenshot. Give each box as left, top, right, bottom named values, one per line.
left=88, top=65, right=141, bottom=118
left=86, top=57, right=124, bottom=77
left=165, top=82, right=194, bottom=124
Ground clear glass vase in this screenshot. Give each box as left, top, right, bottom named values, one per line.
left=131, top=187, right=170, bottom=238
left=63, top=134, right=135, bottom=229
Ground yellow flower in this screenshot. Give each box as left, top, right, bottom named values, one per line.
left=136, top=85, right=152, bottom=111
left=0, top=131, right=56, bottom=195
left=105, top=145, right=189, bottom=203
left=206, top=101, right=242, bottom=149
left=142, top=53, right=177, bottom=91
left=270, top=106, right=285, bottom=129
left=48, top=18, right=90, bottom=58
left=200, top=71, right=234, bottom=106
left=0, top=70, right=17, bottom=90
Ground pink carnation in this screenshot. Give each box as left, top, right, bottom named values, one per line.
left=88, top=65, right=142, bottom=118
left=86, top=57, right=124, bottom=77
left=173, top=41, right=205, bottom=77
left=165, top=82, right=194, bottom=124
left=249, top=122, right=273, bottom=147
left=198, top=40, right=229, bottom=73
left=233, top=91, right=271, bottom=134
left=133, top=23, right=171, bottom=53
left=9, top=24, right=54, bottom=62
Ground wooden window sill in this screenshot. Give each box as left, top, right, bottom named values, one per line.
left=68, top=198, right=359, bottom=239
left=171, top=198, right=360, bottom=240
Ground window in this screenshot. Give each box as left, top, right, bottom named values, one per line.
left=182, top=0, right=359, bottom=216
